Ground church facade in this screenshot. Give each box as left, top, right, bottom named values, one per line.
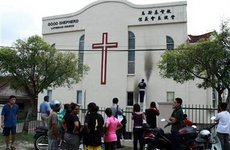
left=40, top=0, right=213, bottom=109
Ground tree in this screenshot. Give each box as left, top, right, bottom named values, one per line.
left=158, top=22, right=230, bottom=105
left=0, top=35, right=89, bottom=133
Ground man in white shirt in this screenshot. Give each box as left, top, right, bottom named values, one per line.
left=215, top=102, right=230, bottom=150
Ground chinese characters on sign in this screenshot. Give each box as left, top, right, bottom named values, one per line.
left=138, top=8, right=175, bottom=22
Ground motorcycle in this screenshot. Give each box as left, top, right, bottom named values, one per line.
left=34, top=126, right=72, bottom=150
left=143, top=122, right=198, bottom=150
left=193, top=116, right=222, bottom=150
left=34, top=126, right=74, bottom=150
left=34, top=126, right=102, bottom=150
left=144, top=117, right=221, bottom=150
left=34, top=126, right=48, bottom=150
left=143, top=125, right=172, bottom=150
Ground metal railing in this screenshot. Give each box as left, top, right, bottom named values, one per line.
left=16, top=107, right=134, bottom=133
left=16, top=105, right=218, bottom=134
left=183, top=104, right=218, bottom=131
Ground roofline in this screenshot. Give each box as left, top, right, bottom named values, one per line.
left=42, top=0, right=187, bottom=21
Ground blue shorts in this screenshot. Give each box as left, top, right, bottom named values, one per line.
left=3, top=126, right=16, bottom=136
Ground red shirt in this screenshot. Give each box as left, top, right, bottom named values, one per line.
left=183, top=118, right=193, bottom=126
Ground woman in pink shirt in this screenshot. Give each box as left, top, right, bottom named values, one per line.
left=104, top=108, right=122, bottom=150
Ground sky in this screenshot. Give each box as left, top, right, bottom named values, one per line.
left=0, top=0, right=229, bottom=46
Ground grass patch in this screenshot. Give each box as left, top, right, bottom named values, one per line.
left=16, top=132, right=34, bottom=142
left=0, top=133, right=133, bottom=149
left=0, top=132, right=34, bottom=144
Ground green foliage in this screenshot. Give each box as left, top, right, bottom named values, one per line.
left=0, top=35, right=89, bottom=99
left=158, top=22, right=230, bottom=103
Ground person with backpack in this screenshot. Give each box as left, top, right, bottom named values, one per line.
left=62, top=103, right=81, bottom=150
left=84, top=102, right=104, bottom=150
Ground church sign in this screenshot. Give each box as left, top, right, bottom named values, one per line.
left=46, top=19, right=79, bottom=30
left=138, top=8, right=175, bottom=22
left=42, top=2, right=186, bottom=34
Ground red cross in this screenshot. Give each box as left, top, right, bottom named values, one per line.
left=92, top=32, right=118, bottom=84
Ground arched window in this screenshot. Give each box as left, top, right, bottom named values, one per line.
left=166, top=36, right=174, bottom=50
left=79, top=35, right=85, bottom=73
left=128, top=31, right=135, bottom=74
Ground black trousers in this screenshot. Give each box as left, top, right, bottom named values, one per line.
left=217, top=132, right=230, bottom=150
left=170, top=131, right=183, bottom=150
left=133, top=128, right=143, bottom=150
left=116, top=129, right=122, bottom=147
left=139, top=91, right=145, bottom=103
left=104, top=141, right=116, bottom=150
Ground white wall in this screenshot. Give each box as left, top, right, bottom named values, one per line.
left=39, top=0, right=210, bottom=110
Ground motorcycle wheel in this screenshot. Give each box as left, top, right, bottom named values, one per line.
left=144, top=143, right=159, bottom=150
left=34, top=134, right=48, bottom=150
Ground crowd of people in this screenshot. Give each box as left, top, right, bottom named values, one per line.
left=41, top=97, right=127, bottom=150
left=41, top=96, right=160, bottom=150
left=1, top=94, right=230, bottom=150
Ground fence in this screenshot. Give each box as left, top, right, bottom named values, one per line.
left=15, top=107, right=134, bottom=134
left=15, top=104, right=218, bottom=134
left=183, top=104, right=218, bottom=131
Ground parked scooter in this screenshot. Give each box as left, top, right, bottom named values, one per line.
left=34, top=126, right=95, bottom=150
left=34, top=126, right=48, bottom=150
left=143, top=117, right=222, bottom=150
left=143, top=119, right=198, bottom=150
left=143, top=124, right=172, bottom=150
left=193, top=116, right=222, bottom=150
left=34, top=126, right=73, bottom=150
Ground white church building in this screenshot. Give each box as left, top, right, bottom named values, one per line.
left=39, top=0, right=213, bottom=110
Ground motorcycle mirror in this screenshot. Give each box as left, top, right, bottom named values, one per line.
left=160, top=118, right=166, bottom=122
left=211, top=116, right=216, bottom=120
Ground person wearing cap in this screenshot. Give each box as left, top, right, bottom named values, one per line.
left=47, top=100, right=61, bottom=150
